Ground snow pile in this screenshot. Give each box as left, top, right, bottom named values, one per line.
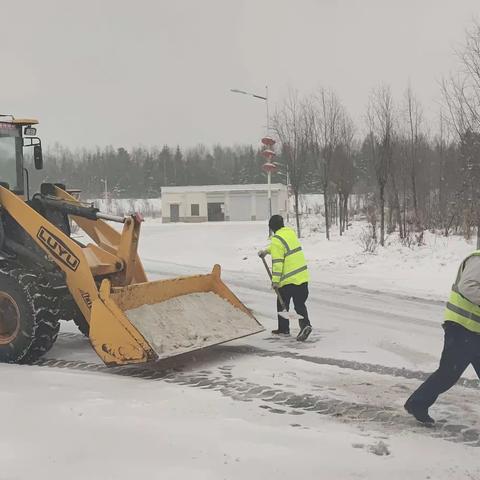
left=126, top=292, right=262, bottom=358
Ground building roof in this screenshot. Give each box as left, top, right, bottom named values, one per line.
left=161, top=184, right=287, bottom=194
left=0, top=115, right=38, bottom=126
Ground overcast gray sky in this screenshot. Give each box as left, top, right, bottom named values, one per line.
left=1, top=0, right=479, bottom=149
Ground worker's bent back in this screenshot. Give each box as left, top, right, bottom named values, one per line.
left=268, top=227, right=309, bottom=288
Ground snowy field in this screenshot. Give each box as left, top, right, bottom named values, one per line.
left=2, top=217, right=480, bottom=479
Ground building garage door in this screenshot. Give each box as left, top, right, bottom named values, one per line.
left=229, top=193, right=251, bottom=221
left=207, top=203, right=225, bottom=221
left=256, top=193, right=269, bottom=220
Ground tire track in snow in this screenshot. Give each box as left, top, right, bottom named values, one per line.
left=31, top=336, right=480, bottom=448
left=53, top=331, right=480, bottom=389
left=214, top=343, right=480, bottom=389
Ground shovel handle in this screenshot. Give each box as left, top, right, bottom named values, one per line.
left=260, top=256, right=287, bottom=311
left=261, top=256, right=272, bottom=279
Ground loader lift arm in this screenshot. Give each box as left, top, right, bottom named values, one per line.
left=0, top=185, right=154, bottom=364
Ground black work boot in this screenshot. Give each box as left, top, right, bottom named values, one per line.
left=297, top=318, right=312, bottom=342
left=404, top=400, right=435, bottom=425
left=272, top=316, right=290, bottom=335
left=271, top=329, right=290, bottom=336
left=297, top=325, right=312, bottom=342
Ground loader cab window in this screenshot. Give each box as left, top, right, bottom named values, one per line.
left=0, top=125, right=23, bottom=193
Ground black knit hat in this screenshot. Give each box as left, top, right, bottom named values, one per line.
left=268, top=215, right=284, bottom=232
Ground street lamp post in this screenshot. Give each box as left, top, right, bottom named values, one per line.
left=231, top=86, right=276, bottom=221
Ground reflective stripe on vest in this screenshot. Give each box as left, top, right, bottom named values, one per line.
left=286, top=246, right=302, bottom=257
left=281, top=265, right=308, bottom=282
left=273, top=235, right=303, bottom=258
left=446, top=302, right=480, bottom=325
left=273, top=235, right=290, bottom=252
left=270, top=228, right=309, bottom=287
left=444, top=251, right=480, bottom=333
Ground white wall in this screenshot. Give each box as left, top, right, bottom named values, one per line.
left=162, top=191, right=207, bottom=221
left=162, top=186, right=288, bottom=222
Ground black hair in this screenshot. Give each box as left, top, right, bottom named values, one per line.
left=268, top=215, right=284, bottom=233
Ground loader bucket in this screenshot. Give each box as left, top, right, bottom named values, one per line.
left=89, top=265, right=264, bottom=366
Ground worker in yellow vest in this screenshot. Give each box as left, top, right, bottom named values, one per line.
left=258, top=215, right=312, bottom=341
left=405, top=251, right=480, bottom=424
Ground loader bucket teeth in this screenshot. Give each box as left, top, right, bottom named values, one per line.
left=89, top=265, right=264, bottom=365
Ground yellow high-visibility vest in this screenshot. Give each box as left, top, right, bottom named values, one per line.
left=445, top=251, right=480, bottom=333
left=266, top=227, right=309, bottom=287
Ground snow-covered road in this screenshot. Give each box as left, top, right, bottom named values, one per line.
left=143, top=255, right=445, bottom=373
left=2, top=220, right=480, bottom=479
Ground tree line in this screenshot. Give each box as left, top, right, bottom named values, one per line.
left=28, top=144, right=286, bottom=199
left=28, top=20, right=480, bottom=245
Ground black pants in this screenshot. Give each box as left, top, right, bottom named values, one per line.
left=407, top=321, right=480, bottom=409
left=276, top=282, right=310, bottom=332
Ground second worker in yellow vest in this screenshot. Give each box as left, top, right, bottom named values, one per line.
left=404, top=251, right=480, bottom=424
left=259, top=215, right=312, bottom=341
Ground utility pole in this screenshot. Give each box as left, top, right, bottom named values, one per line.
left=101, top=178, right=108, bottom=203
left=261, top=138, right=277, bottom=219
left=231, top=85, right=276, bottom=214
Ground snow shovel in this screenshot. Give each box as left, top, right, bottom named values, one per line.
left=260, top=256, right=304, bottom=321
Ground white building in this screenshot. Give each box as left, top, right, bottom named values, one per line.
left=161, top=184, right=288, bottom=223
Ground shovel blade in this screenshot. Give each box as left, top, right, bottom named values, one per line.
left=278, top=310, right=304, bottom=321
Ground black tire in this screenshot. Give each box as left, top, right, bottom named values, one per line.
left=72, top=307, right=89, bottom=337
left=57, top=295, right=89, bottom=337
left=0, top=265, right=60, bottom=364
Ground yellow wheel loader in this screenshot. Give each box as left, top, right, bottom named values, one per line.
left=0, top=116, right=263, bottom=366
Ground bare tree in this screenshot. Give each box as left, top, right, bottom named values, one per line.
left=442, top=20, right=480, bottom=247
left=273, top=90, right=310, bottom=237
left=332, top=113, right=356, bottom=235
left=387, top=139, right=405, bottom=238
left=403, top=86, right=423, bottom=227
left=442, top=21, right=480, bottom=136
left=366, top=85, right=395, bottom=247
left=309, top=88, right=345, bottom=240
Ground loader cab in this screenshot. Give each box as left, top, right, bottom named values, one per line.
left=0, top=116, right=42, bottom=196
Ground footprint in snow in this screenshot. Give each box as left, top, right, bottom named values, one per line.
left=352, top=441, right=391, bottom=457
